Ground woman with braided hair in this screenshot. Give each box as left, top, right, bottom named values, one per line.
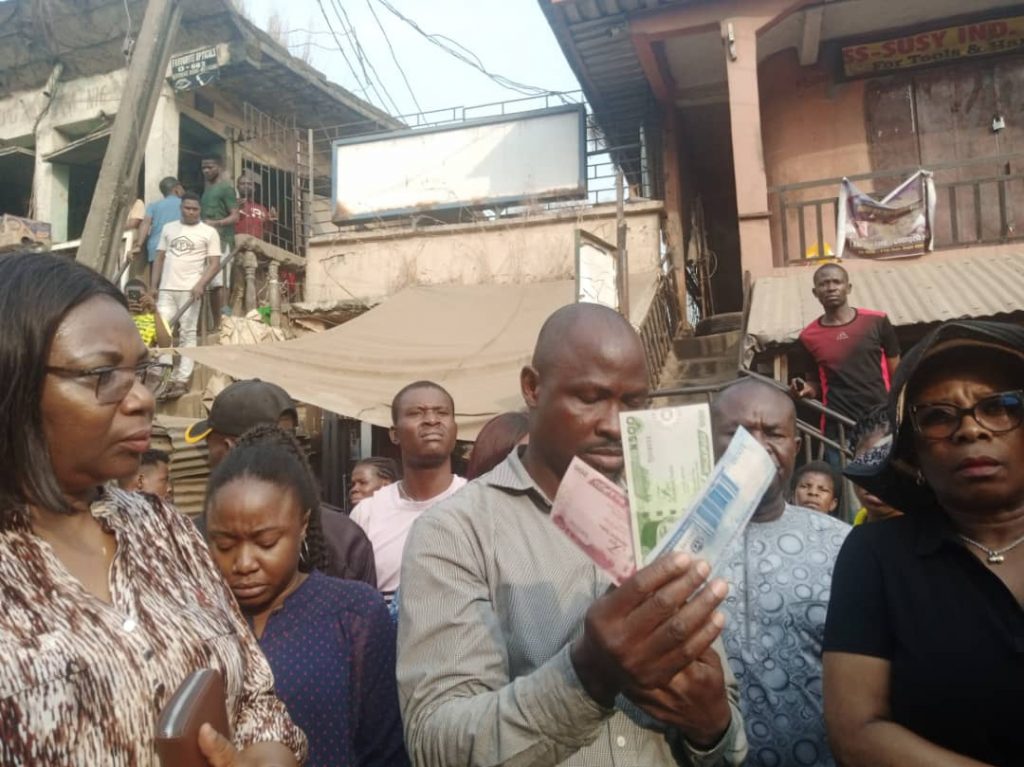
left=205, top=425, right=409, bottom=767
left=349, top=455, right=400, bottom=507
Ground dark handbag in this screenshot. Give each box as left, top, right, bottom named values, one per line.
left=154, top=669, right=231, bottom=767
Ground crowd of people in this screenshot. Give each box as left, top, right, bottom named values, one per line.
left=120, top=154, right=281, bottom=402
left=0, top=248, right=1022, bottom=767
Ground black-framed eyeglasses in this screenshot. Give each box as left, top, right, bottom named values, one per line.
left=909, top=389, right=1024, bottom=440
left=46, top=359, right=172, bottom=404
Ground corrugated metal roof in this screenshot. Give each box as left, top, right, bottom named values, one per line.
left=540, top=0, right=692, bottom=112
left=539, top=0, right=700, bottom=192
left=548, top=0, right=696, bottom=26
left=747, top=253, right=1024, bottom=349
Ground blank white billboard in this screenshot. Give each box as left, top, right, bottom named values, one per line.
left=332, top=105, right=586, bottom=222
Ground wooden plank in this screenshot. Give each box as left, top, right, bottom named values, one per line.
left=917, top=62, right=1001, bottom=241
left=864, top=75, right=917, bottom=181
left=78, top=0, right=183, bottom=278
left=661, top=106, right=690, bottom=330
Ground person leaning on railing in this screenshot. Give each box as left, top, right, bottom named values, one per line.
left=823, top=319, right=1024, bottom=766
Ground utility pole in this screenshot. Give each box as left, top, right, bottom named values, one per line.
left=78, top=0, right=183, bottom=278
left=615, top=167, right=629, bottom=320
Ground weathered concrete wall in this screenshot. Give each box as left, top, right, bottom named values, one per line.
left=760, top=50, right=872, bottom=191
left=1, top=70, right=130, bottom=240
left=0, top=65, right=297, bottom=240
left=305, top=201, right=665, bottom=305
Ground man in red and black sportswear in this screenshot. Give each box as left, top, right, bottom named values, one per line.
left=789, top=263, right=900, bottom=442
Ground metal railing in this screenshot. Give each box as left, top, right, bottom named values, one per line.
left=639, top=270, right=682, bottom=389
left=770, top=153, right=1024, bottom=265
left=651, top=369, right=855, bottom=467
left=158, top=236, right=302, bottom=343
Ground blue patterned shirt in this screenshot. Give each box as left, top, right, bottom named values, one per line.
left=720, top=505, right=850, bottom=767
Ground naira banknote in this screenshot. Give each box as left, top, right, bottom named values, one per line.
left=644, top=425, right=775, bottom=570
left=621, top=404, right=715, bottom=563
left=551, top=457, right=636, bottom=584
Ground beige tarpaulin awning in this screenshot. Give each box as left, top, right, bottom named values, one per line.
left=182, top=274, right=659, bottom=439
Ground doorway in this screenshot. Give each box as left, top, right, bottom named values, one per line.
left=178, top=114, right=226, bottom=196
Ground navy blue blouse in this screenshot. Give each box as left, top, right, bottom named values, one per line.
left=257, top=571, right=409, bottom=767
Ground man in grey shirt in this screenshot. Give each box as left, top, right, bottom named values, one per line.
left=711, top=379, right=850, bottom=766
left=398, top=303, right=747, bottom=766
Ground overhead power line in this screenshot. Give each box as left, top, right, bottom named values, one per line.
left=365, top=0, right=423, bottom=114
left=330, top=0, right=403, bottom=115
left=331, top=0, right=403, bottom=115
left=314, top=0, right=376, bottom=104
left=373, top=0, right=567, bottom=101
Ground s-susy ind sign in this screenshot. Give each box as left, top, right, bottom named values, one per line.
left=842, top=16, right=1024, bottom=77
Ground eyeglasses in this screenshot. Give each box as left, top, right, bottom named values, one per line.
left=46, top=359, right=172, bottom=404
left=909, top=389, right=1024, bottom=440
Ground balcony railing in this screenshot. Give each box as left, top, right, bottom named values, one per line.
left=770, top=153, right=1024, bottom=265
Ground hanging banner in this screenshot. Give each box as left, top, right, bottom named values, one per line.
left=836, top=171, right=936, bottom=260
left=842, top=16, right=1024, bottom=77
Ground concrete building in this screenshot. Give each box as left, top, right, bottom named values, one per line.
left=540, top=0, right=1024, bottom=333
left=0, top=0, right=396, bottom=246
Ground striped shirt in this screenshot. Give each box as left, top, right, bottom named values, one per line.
left=397, top=447, right=747, bottom=767
left=0, top=488, right=307, bottom=765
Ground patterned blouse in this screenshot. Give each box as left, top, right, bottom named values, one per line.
left=0, top=487, right=307, bottom=765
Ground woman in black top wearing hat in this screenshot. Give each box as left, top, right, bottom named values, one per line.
left=823, top=320, right=1024, bottom=767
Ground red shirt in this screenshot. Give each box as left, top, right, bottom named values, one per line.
left=797, top=308, right=900, bottom=424
left=236, top=199, right=271, bottom=239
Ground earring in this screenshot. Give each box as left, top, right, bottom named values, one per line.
left=300, top=536, right=310, bottom=562
left=914, top=470, right=925, bottom=486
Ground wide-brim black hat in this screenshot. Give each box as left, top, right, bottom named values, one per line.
left=843, top=319, right=1024, bottom=513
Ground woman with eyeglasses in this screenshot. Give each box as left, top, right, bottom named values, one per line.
left=0, top=253, right=305, bottom=765
left=823, top=319, right=1024, bottom=767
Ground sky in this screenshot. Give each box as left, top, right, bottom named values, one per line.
left=239, top=0, right=582, bottom=119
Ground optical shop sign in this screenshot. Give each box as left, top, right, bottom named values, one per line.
left=842, top=16, right=1024, bottom=77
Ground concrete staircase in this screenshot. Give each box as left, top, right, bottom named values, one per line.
left=656, top=312, right=744, bottom=402
left=154, top=333, right=220, bottom=421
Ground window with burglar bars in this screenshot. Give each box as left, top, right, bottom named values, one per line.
left=239, top=157, right=298, bottom=253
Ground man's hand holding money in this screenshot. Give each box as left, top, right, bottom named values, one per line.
left=569, top=552, right=729, bottom=720
left=623, top=646, right=732, bottom=748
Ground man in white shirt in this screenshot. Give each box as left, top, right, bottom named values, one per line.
left=351, top=380, right=466, bottom=600
left=152, top=192, right=222, bottom=395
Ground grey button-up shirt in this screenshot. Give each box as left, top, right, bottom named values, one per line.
left=398, top=448, right=748, bottom=767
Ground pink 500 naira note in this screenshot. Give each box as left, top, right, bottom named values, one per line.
left=551, top=457, right=637, bottom=584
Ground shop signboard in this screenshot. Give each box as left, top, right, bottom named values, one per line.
left=842, top=16, right=1024, bottom=77
left=170, top=46, right=221, bottom=91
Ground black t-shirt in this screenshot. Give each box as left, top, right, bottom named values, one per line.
left=823, top=511, right=1024, bottom=765
left=795, top=308, right=900, bottom=423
